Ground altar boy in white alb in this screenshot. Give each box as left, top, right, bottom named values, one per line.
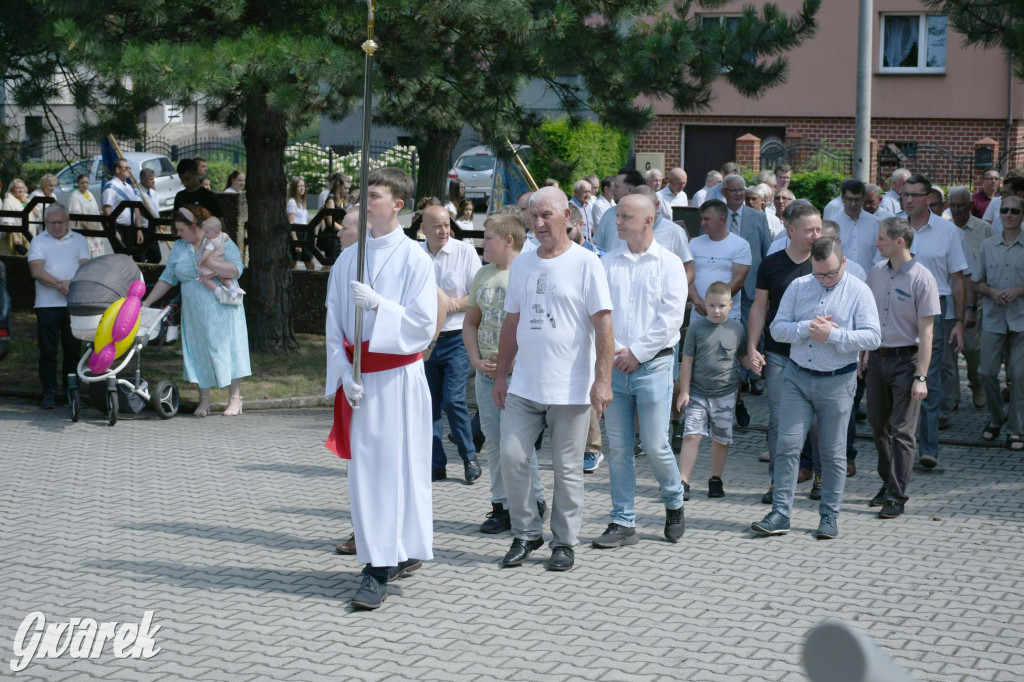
left=325, top=167, right=438, bottom=610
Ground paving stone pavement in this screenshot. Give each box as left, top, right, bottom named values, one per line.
left=1, top=375, right=1022, bottom=681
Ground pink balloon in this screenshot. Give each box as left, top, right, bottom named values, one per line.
left=89, top=344, right=116, bottom=374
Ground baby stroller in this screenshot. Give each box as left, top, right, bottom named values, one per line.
left=66, top=254, right=180, bottom=425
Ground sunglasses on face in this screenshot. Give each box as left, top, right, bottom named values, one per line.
left=1000, top=207, right=1022, bottom=215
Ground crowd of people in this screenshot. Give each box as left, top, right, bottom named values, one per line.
left=325, top=161, right=1022, bottom=611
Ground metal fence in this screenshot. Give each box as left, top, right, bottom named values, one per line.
left=876, top=143, right=973, bottom=188
left=760, top=141, right=853, bottom=176
left=1000, top=147, right=1024, bottom=175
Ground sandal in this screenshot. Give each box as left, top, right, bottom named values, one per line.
left=223, top=396, right=243, bottom=417
left=1007, top=435, right=1024, bottom=452
left=982, top=421, right=1003, bottom=442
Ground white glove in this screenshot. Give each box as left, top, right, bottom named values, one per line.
left=341, top=367, right=364, bottom=406
left=350, top=280, right=382, bottom=310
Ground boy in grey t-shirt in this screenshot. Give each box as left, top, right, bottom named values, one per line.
left=676, top=281, right=756, bottom=499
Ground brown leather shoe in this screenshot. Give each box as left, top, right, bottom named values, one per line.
left=797, top=468, right=813, bottom=483
left=335, top=532, right=357, bottom=555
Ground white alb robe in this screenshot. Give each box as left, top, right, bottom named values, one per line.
left=326, top=227, right=438, bottom=567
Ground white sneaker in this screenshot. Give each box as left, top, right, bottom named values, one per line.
left=758, top=449, right=770, bottom=462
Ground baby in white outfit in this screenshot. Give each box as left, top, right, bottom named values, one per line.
left=198, top=217, right=239, bottom=297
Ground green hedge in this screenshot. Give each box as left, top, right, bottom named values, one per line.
left=205, top=160, right=241, bottom=192
left=527, top=119, right=630, bottom=191
left=789, top=170, right=844, bottom=212
left=19, top=161, right=68, bottom=185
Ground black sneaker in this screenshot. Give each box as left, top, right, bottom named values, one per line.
left=464, top=460, right=482, bottom=484
left=683, top=481, right=691, bottom=501
left=708, top=476, right=725, bottom=498
left=761, top=484, right=774, bottom=505
left=480, top=503, right=511, bottom=534
left=869, top=486, right=887, bottom=507
left=633, top=436, right=644, bottom=458
left=592, top=523, right=639, bottom=549
left=671, top=420, right=684, bottom=454
left=878, top=500, right=904, bottom=519
left=664, top=506, right=685, bottom=542
left=351, top=574, right=387, bottom=610
left=809, top=474, right=822, bottom=500
left=41, top=392, right=57, bottom=409
left=919, top=453, right=938, bottom=469
left=537, top=499, right=548, bottom=520
left=431, top=468, right=447, bottom=482
left=735, top=400, right=750, bottom=428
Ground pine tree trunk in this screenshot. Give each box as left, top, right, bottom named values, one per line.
left=414, top=128, right=461, bottom=204
left=242, top=92, right=297, bottom=353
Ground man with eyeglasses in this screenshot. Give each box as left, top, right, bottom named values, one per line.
left=973, top=195, right=1024, bottom=453
left=896, top=174, right=969, bottom=470
left=973, top=170, right=1001, bottom=219
left=102, top=159, right=141, bottom=251
left=833, top=179, right=882, bottom=278
left=751, top=236, right=879, bottom=539
left=27, top=204, right=90, bottom=409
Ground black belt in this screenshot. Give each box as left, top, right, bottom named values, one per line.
left=438, top=329, right=461, bottom=338
left=877, top=345, right=917, bottom=358
left=795, top=361, right=858, bottom=377
left=652, top=347, right=674, bottom=359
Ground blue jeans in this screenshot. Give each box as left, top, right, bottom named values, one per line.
left=475, top=372, right=544, bottom=505
left=918, top=299, right=946, bottom=459
left=425, top=333, right=476, bottom=471
left=605, top=355, right=685, bottom=526
left=772, top=362, right=856, bottom=518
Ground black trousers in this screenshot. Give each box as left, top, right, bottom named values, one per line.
left=36, top=307, right=80, bottom=395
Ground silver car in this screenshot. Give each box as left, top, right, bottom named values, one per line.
left=447, top=144, right=530, bottom=206
left=54, top=152, right=184, bottom=215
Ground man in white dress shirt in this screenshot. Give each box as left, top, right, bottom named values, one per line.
left=569, top=179, right=596, bottom=244
left=656, top=168, right=688, bottom=221
left=692, top=171, right=722, bottom=208
left=420, top=205, right=483, bottom=484
left=593, top=194, right=687, bottom=549
left=833, top=179, right=881, bottom=277
left=879, top=168, right=911, bottom=216
left=592, top=177, right=616, bottom=226
left=101, top=158, right=141, bottom=251
left=898, top=174, right=969, bottom=470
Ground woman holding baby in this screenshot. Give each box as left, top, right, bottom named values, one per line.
left=142, top=206, right=251, bottom=417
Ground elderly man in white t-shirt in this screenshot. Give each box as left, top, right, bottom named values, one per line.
left=27, top=203, right=90, bottom=408
left=493, top=186, right=614, bottom=573
left=421, top=205, right=483, bottom=484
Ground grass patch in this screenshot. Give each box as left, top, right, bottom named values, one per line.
left=3, top=312, right=326, bottom=402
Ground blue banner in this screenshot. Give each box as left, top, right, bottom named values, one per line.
left=488, top=155, right=532, bottom=215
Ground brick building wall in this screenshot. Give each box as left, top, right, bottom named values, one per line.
left=636, top=115, right=1024, bottom=187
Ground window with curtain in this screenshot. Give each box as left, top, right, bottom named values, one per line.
left=880, top=14, right=946, bottom=73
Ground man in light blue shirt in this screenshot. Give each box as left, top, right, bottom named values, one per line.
left=752, top=236, right=880, bottom=540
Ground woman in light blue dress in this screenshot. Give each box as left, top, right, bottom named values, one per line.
left=143, top=206, right=251, bottom=417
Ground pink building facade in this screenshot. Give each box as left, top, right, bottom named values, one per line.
left=634, top=0, right=1023, bottom=195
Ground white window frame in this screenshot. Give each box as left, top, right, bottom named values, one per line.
left=878, top=13, right=947, bottom=75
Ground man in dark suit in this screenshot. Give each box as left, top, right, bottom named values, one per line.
left=721, top=174, right=773, bottom=409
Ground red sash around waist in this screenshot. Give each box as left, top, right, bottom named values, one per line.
left=325, top=340, right=423, bottom=459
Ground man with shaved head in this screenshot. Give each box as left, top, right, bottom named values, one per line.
left=494, top=186, right=614, bottom=572
left=421, top=204, right=483, bottom=484
left=657, top=167, right=689, bottom=221
left=594, top=193, right=688, bottom=549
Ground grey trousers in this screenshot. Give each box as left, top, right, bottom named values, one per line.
left=942, top=315, right=982, bottom=415
left=980, top=330, right=1024, bottom=436
left=866, top=352, right=923, bottom=504
left=500, top=394, right=590, bottom=547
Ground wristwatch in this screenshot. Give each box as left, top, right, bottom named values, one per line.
left=966, top=304, right=978, bottom=311
left=914, top=375, right=927, bottom=382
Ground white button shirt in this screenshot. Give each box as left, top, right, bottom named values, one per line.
left=833, top=209, right=881, bottom=275
left=422, top=237, right=481, bottom=332
left=904, top=216, right=969, bottom=297
left=656, top=185, right=688, bottom=221
left=602, top=239, right=687, bottom=363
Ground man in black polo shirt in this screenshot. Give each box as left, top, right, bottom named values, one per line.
left=173, top=158, right=223, bottom=218
left=746, top=201, right=822, bottom=504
